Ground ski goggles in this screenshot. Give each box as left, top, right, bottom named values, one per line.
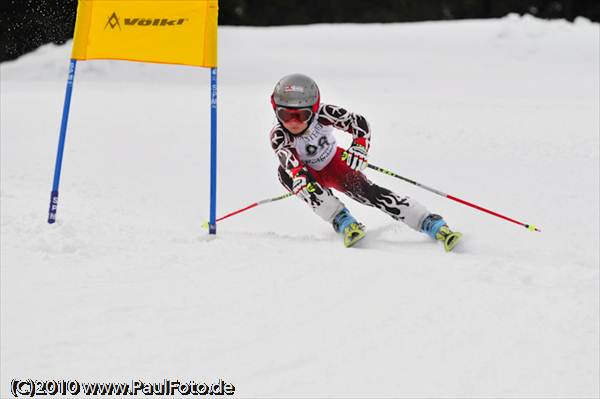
left=275, top=107, right=314, bottom=123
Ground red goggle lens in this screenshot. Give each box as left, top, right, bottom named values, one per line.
left=276, top=107, right=313, bottom=123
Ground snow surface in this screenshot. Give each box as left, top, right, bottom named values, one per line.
left=1, top=15, right=599, bottom=398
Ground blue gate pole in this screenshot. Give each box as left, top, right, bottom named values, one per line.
left=208, top=67, right=218, bottom=234
left=48, top=59, right=77, bottom=224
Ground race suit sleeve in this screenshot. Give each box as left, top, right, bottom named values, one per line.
left=270, top=125, right=303, bottom=178
left=317, top=104, right=371, bottom=150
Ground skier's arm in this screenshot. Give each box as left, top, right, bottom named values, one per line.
left=318, top=104, right=371, bottom=170
left=317, top=104, right=371, bottom=150
left=270, top=126, right=302, bottom=175
left=270, top=126, right=321, bottom=196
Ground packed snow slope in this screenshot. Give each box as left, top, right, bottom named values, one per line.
left=2, top=15, right=599, bottom=398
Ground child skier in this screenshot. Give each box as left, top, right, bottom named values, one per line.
left=269, top=73, right=462, bottom=250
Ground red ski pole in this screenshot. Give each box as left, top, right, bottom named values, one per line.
left=367, top=163, right=540, bottom=232
left=202, top=192, right=294, bottom=228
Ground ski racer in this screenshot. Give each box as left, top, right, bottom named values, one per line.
left=269, top=73, right=462, bottom=250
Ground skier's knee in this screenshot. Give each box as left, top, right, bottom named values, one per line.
left=297, top=183, right=345, bottom=223
left=280, top=166, right=345, bottom=223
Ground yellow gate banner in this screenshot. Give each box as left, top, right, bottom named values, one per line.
left=71, top=0, right=218, bottom=67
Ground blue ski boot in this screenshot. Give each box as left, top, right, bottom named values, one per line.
left=333, top=208, right=366, bottom=248
left=421, top=214, right=462, bottom=252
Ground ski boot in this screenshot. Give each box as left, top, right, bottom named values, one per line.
left=421, top=214, right=462, bottom=252
left=333, top=208, right=366, bottom=248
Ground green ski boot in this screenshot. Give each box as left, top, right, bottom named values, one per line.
left=435, top=225, right=463, bottom=252
left=343, top=222, right=366, bottom=248
left=421, top=214, right=463, bottom=252
left=333, top=208, right=366, bottom=248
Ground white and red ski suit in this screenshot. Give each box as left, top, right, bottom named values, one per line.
left=270, top=103, right=430, bottom=231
